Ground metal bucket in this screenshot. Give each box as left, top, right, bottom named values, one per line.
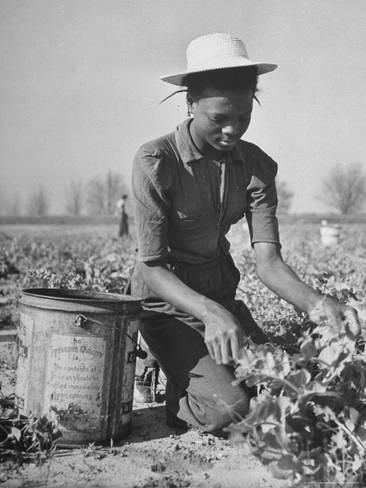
left=320, top=224, right=340, bottom=246
left=16, top=288, right=142, bottom=446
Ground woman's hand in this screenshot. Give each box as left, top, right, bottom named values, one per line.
left=254, top=243, right=361, bottom=338
left=309, top=295, right=361, bottom=337
left=140, top=263, right=249, bottom=365
left=201, top=302, right=246, bottom=365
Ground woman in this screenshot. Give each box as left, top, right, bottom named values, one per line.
left=131, top=33, right=359, bottom=432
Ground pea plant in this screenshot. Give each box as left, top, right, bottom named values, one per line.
left=231, top=297, right=366, bottom=486
left=230, top=227, right=366, bottom=485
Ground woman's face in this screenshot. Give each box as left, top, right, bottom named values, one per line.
left=189, top=86, right=253, bottom=155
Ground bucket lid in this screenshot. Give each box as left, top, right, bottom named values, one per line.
left=21, top=288, right=142, bottom=314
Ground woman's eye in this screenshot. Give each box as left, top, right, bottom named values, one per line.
left=210, top=116, right=224, bottom=124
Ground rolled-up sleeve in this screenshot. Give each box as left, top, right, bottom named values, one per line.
left=132, top=145, right=171, bottom=263
left=245, top=145, right=281, bottom=246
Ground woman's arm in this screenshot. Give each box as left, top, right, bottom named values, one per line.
left=140, top=261, right=246, bottom=365
left=253, top=242, right=360, bottom=328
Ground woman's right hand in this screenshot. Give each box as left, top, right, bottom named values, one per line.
left=201, top=301, right=246, bottom=365
left=139, top=263, right=248, bottom=365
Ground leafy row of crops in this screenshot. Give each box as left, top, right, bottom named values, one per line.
left=232, top=224, right=366, bottom=486
left=0, top=227, right=135, bottom=305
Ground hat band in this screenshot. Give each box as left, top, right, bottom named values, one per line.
left=187, top=56, right=254, bottom=72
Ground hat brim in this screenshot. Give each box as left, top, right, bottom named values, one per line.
left=160, top=61, right=278, bottom=86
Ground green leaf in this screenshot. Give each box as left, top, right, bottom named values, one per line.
left=286, top=369, right=311, bottom=389
left=278, top=453, right=299, bottom=471
left=268, top=461, right=294, bottom=480
left=344, top=407, right=359, bottom=433
left=352, top=455, right=363, bottom=472
left=355, top=426, right=366, bottom=441
left=343, top=309, right=361, bottom=339
left=262, top=431, right=283, bottom=450
left=318, top=341, right=344, bottom=366
left=300, top=339, right=318, bottom=361
left=331, top=430, right=345, bottom=450
left=10, top=427, right=21, bottom=441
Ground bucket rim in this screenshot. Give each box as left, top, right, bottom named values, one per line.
left=21, top=288, right=142, bottom=305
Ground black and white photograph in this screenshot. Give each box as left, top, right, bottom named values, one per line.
left=1, top=1, right=366, bottom=487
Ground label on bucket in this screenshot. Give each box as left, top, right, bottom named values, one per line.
left=44, top=334, right=106, bottom=431
left=16, top=313, right=35, bottom=410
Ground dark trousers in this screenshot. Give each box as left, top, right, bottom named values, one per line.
left=118, top=213, right=129, bottom=237
left=131, top=255, right=267, bottom=432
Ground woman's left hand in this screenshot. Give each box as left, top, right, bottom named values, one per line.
left=308, top=295, right=361, bottom=337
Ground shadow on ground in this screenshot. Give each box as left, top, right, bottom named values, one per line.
left=128, top=404, right=188, bottom=443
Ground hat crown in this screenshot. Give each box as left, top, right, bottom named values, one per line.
left=160, top=32, right=277, bottom=86
left=186, top=33, right=250, bottom=71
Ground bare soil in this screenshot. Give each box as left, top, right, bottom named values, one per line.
left=1, top=387, right=287, bottom=488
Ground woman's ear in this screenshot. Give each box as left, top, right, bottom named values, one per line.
left=186, top=93, right=196, bottom=117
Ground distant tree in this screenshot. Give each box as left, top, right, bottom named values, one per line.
left=276, top=180, right=294, bottom=214
left=86, top=171, right=129, bottom=216
left=27, top=186, right=50, bottom=216
left=6, top=193, right=22, bottom=216
left=319, top=163, right=366, bottom=214
left=0, top=185, right=23, bottom=216
left=65, top=179, right=83, bottom=216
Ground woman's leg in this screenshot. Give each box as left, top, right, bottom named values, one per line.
left=139, top=313, right=249, bottom=432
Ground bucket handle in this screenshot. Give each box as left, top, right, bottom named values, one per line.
left=72, top=314, right=147, bottom=359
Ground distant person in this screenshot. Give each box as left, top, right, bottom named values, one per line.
left=116, top=194, right=129, bottom=238
left=130, top=33, right=360, bottom=432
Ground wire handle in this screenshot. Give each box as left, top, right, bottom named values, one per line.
left=72, top=314, right=147, bottom=359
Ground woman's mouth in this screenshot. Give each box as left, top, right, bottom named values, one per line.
left=219, top=139, right=237, bottom=148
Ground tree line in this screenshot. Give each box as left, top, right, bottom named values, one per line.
left=1, top=171, right=129, bottom=217
left=1, top=163, right=366, bottom=217
left=278, top=162, right=366, bottom=215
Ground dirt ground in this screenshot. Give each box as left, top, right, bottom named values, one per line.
left=0, top=363, right=287, bottom=488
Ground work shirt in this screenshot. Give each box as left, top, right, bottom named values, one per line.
left=116, top=199, right=126, bottom=214
left=132, top=118, right=280, bottom=265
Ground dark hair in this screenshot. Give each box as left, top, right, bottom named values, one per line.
left=159, top=66, right=259, bottom=105
left=185, top=66, right=259, bottom=105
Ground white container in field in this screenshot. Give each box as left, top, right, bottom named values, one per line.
left=320, top=220, right=340, bottom=246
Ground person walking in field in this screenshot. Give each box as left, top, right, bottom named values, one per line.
left=131, top=33, right=360, bottom=432
left=116, top=194, right=129, bottom=238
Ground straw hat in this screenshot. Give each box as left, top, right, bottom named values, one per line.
left=160, top=33, right=277, bottom=86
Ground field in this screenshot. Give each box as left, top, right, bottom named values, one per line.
left=0, top=221, right=366, bottom=488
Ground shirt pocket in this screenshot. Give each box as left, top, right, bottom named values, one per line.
left=169, top=178, right=203, bottom=226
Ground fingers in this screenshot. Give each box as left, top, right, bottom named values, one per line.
left=317, top=299, right=361, bottom=339
left=205, top=341, right=216, bottom=363
left=213, top=340, right=223, bottom=365
left=313, top=297, right=361, bottom=336
left=205, top=336, right=226, bottom=365
left=229, top=333, right=240, bottom=362
left=205, top=330, right=241, bottom=365
left=205, top=338, right=224, bottom=365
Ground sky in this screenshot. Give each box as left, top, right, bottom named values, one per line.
left=0, top=0, right=366, bottom=214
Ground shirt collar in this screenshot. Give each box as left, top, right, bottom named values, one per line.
left=175, top=118, right=245, bottom=165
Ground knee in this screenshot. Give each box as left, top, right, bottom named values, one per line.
left=204, top=394, right=249, bottom=432
left=185, top=390, right=249, bottom=433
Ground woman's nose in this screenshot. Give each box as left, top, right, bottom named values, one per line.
left=222, top=123, right=239, bottom=136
